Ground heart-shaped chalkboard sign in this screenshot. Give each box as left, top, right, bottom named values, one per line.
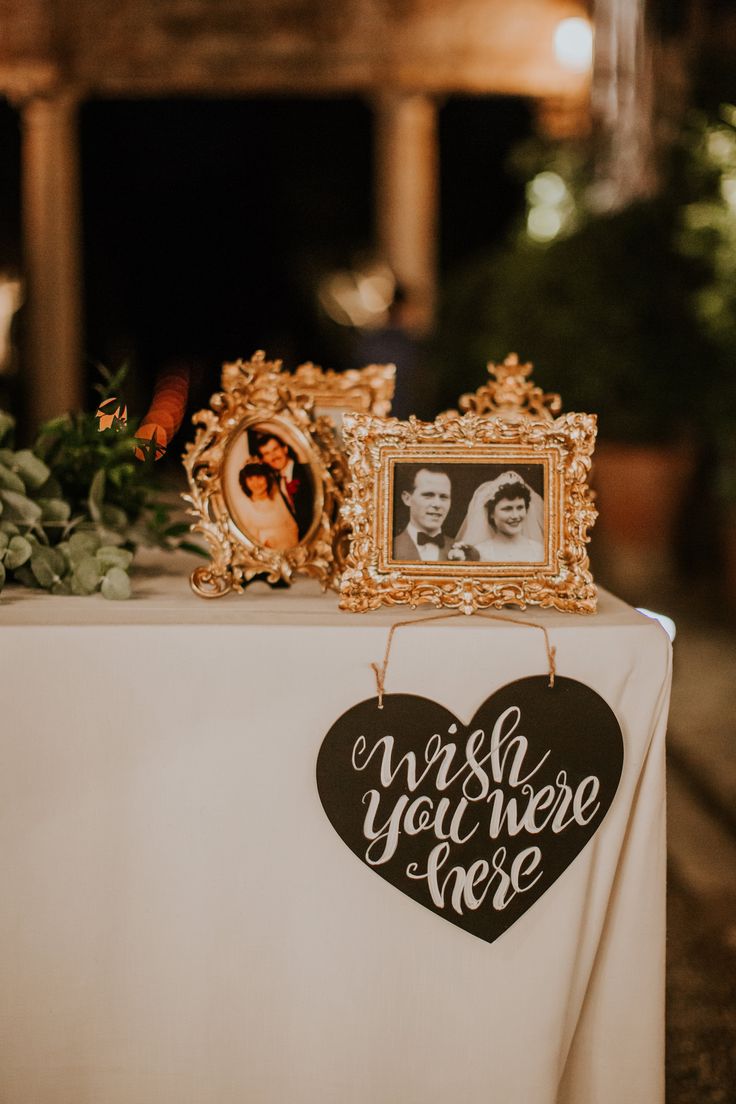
left=317, top=677, right=623, bottom=944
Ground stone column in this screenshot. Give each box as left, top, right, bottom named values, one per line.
left=374, top=91, right=439, bottom=331
left=21, top=89, right=83, bottom=427
left=591, top=0, right=657, bottom=210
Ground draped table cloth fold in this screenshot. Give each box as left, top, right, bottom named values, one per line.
left=0, top=557, right=671, bottom=1104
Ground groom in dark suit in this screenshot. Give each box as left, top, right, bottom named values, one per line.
left=393, top=466, right=455, bottom=562
left=255, top=432, right=313, bottom=539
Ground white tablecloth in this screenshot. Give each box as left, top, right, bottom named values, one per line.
left=0, top=556, right=671, bottom=1104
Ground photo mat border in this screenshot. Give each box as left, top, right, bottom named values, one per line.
left=382, top=451, right=555, bottom=573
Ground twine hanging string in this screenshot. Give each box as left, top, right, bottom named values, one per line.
left=370, top=610, right=557, bottom=709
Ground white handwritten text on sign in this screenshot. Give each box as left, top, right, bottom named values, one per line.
left=316, top=677, right=623, bottom=944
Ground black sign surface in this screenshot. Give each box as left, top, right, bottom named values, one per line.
left=317, top=677, right=624, bottom=944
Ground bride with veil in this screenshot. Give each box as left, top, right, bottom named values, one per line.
left=454, top=471, right=545, bottom=563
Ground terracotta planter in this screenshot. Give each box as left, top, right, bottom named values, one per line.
left=590, top=441, right=695, bottom=600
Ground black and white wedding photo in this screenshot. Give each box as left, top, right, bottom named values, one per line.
left=390, top=460, right=547, bottom=566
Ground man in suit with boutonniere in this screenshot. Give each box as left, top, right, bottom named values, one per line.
left=393, top=465, right=457, bottom=562
left=255, top=432, right=313, bottom=540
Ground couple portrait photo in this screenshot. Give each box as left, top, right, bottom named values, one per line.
left=391, top=462, right=546, bottom=566
left=223, top=421, right=314, bottom=551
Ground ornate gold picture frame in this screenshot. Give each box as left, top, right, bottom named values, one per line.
left=289, top=361, right=396, bottom=438
left=339, top=357, right=597, bottom=614
left=183, top=351, right=345, bottom=598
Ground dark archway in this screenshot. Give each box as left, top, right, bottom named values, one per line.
left=80, top=96, right=373, bottom=411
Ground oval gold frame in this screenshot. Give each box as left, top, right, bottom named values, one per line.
left=183, top=352, right=345, bottom=598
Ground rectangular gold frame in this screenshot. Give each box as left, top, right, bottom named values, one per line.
left=289, top=361, right=396, bottom=429
left=338, top=409, right=598, bottom=614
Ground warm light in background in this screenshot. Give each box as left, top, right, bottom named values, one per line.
left=528, top=170, right=568, bottom=207
left=527, top=206, right=564, bottom=242
left=720, top=173, right=736, bottom=210
left=554, top=17, right=593, bottom=73
left=525, top=171, right=574, bottom=242
left=318, top=261, right=395, bottom=328
left=0, top=276, right=23, bottom=373
left=134, top=364, right=190, bottom=461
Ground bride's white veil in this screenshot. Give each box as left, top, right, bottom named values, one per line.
left=454, top=471, right=544, bottom=546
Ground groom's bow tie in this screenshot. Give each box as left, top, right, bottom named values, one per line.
left=417, top=531, right=444, bottom=547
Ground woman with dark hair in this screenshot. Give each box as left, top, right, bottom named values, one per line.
left=454, top=471, right=545, bottom=562
left=236, top=461, right=299, bottom=550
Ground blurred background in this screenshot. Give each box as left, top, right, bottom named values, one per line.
left=0, top=4, right=735, bottom=1095
left=3, top=0, right=736, bottom=606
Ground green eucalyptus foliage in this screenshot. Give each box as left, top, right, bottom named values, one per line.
left=0, top=375, right=199, bottom=599
left=433, top=132, right=721, bottom=446
left=677, top=105, right=736, bottom=501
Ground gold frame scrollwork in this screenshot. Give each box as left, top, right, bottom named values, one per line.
left=456, top=353, right=563, bottom=421
left=339, top=362, right=598, bottom=614
left=289, top=360, right=396, bottom=426
left=183, top=351, right=346, bottom=598
left=288, top=360, right=395, bottom=569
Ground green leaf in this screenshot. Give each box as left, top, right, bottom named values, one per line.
left=88, top=469, right=105, bottom=522
left=179, top=541, right=210, bottom=558
left=72, top=554, right=103, bottom=594
left=92, top=360, right=129, bottom=400
left=0, top=411, right=15, bottom=446
left=50, top=578, right=72, bottom=596
left=68, top=530, right=102, bottom=563
left=0, top=489, right=42, bottom=525
left=163, top=522, right=191, bottom=538
left=36, top=474, right=62, bottom=499
left=46, top=546, right=66, bottom=575
left=94, top=526, right=125, bottom=548
left=100, top=503, right=128, bottom=531
left=5, top=534, right=32, bottom=570
left=38, top=498, right=72, bottom=525
left=56, top=541, right=72, bottom=568
left=0, top=448, right=13, bottom=465
left=12, top=450, right=50, bottom=491
left=33, top=414, right=72, bottom=461
left=108, top=462, right=136, bottom=488
left=61, top=514, right=85, bottom=539
left=35, top=413, right=71, bottom=438
left=0, top=520, right=19, bottom=536
left=13, top=563, right=38, bottom=588
left=0, top=463, right=26, bottom=494
left=30, top=545, right=66, bottom=588
left=101, top=566, right=131, bottom=600
left=95, top=545, right=133, bottom=572
left=0, top=530, right=7, bottom=555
